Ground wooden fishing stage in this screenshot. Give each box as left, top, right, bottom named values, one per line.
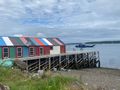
left=16, top=51, right=100, bottom=72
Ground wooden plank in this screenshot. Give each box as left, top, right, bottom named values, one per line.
left=16, top=51, right=98, bottom=61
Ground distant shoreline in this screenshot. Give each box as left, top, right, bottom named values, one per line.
left=86, top=40, right=120, bottom=44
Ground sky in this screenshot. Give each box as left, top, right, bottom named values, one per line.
left=0, top=0, right=120, bottom=42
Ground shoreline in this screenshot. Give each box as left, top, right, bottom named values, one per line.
left=55, top=67, right=120, bottom=90
left=99, top=67, right=120, bottom=70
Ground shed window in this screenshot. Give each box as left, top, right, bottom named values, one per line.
left=3, top=47, right=9, bottom=59
left=29, top=47, right=34, bottom=56
left=40, top=47, right=44, bottom=55
left=50, top=46, right=53, bottom=50
left=16, top=47, right=22, bottom=58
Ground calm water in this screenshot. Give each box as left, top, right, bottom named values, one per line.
left=66, top=44, right=120, bottom=69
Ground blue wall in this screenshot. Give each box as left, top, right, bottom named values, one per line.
left=23, top=47, right=29, bottom=57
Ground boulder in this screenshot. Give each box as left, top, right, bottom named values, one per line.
left=0, top=84, right=10, bottom=90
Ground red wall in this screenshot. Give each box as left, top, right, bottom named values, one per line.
left=35, top=47, right=40, bottom=56
left=60, top=45, right=66, bottom=53
left=35, top=46, right=51, bottom=56
left=35, top=45, right=65, bottom=56
left=43, top=46, right=51, bottom=55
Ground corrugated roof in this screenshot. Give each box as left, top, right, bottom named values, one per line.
left=2, top=37, right=13, bottom=46
left=0, top=37, right=6, bottom=46
left=42, top=38, right=53, bottom=46
left=39, top=38, right=53, bottom=46
left=47, top=38, right=59, bottom=46
left=25, top=37, right=35, bottom=45
left=9, top=37, right=24, bottom=46
left=9, top=37, right=19, bottom=45
left=53, top=38, right=64, bottom=45
left=34, top=38, right=45, bottom=46
left=0, top=37, right=64, bottom=46
left=29, top=38, right=39, bottom=46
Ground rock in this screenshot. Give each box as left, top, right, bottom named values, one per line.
left=53, top=68, right=57, bottom=71
left=67, top=69, right=71, bottom=72
left=3, top=86, right=10, bottom=90
left=0, top=84, right=10, bottom=90
left=38, top=70, right=44, bottom=76
left=60, top=68, right=66, bottom=71
left=84, top=83, right=88, bottom=86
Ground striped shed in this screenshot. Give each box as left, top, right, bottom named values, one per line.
left=0, top=36, right=65, bottom=59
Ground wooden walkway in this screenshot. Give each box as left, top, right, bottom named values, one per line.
left=16, top=51, right=100, bottom=72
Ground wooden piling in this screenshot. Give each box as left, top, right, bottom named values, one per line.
left=49, top=57, right=51, bottom=70
left=39, top=58, right=41, bottom=70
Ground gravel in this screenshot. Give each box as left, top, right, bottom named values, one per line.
left=56, top=68, right=120, bottom=90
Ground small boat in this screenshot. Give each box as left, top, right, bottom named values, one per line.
left=75, top=43, right=95, bottom=48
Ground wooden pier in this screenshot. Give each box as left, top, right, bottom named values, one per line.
left=16, top=51, right=100, bottom=72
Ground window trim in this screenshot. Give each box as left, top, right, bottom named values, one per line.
left=2, top=47, right=10, bottom=59
left=16, top=47, right=23, bottom=58
left=29, top=47, right=35, bottom=56
left=39, top=47, right=44, bottom=55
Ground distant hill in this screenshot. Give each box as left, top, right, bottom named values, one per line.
left=85, top=40, right=120, bottom=44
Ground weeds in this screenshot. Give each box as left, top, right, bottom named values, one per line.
left=0, top=67, right=78, bottom=90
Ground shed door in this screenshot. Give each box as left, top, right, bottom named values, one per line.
left=40, top=47, right=44, bottom=55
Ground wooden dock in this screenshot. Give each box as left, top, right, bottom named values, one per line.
left=15, top=51, right=100, bottom=72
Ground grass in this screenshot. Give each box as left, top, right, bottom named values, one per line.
left=0, top=67, right=80, bottom=90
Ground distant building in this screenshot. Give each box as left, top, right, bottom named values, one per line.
left=0, top=37, right=65, bottom=59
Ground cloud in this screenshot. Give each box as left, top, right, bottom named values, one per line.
left=36, top=32, right=46, bottom=37
left=13, top=34, right=24, bottom=37
left=90, top=0, right=120, bottom=16
left=0, top=0, right=119, bottom=26
left=0, top=0, right=120, bottom=42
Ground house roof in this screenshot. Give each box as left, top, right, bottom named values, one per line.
left=0, top=37, right=64, bottom=46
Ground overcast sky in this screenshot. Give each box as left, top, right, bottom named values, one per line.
left=0, top=0, right=120, bottom=42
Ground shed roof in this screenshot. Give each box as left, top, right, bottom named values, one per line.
left=0, top=37, right=64, bottom=46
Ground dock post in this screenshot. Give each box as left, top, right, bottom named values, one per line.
left=97, top=51, right=100, bottom=68
left=97, top=51, right=100, bottom=61
left=49, top=57, right=51, bottom=70
left=83, top=53, right=87, bottom=68
left=83, top=53, right=85, bottom=68
left=88, top=52, right=91, bottom=67
left=59, top=55, right=61, bottom=70
left=66, top=55, right=69, bottom=69
left=39, top=58, right=41, bottom=70
left=75, top=54, right=78, bottom=69
left=26, top=60, right=29, bottom=71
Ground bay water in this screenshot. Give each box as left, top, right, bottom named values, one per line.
left=66, top=44, right=120, bottom=69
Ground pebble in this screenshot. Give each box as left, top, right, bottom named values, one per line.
left=84, top=83, right=88, bottom=86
